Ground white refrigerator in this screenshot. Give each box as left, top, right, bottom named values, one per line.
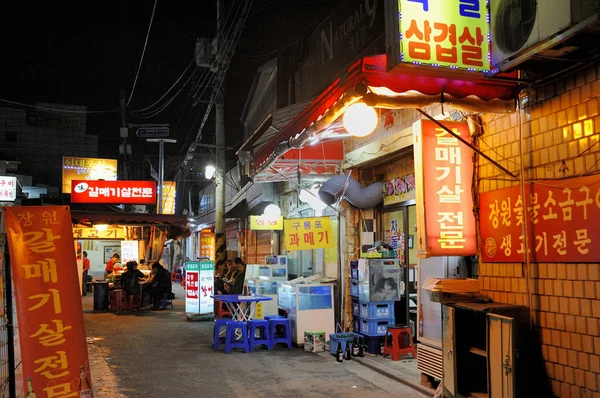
left=416, top=256, right=470, bottom=381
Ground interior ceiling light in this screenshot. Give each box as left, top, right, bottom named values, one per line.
left=95, top=224, right=109, bottom=232
left=343, top=102, right=378, bottom=137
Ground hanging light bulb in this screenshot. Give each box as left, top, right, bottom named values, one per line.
left=299, top=187, right=327, bottom=211
left=205, top=165, right=216, bottom=179
left=343, top=102, right=378, bottom=137
left=263, top=203, right=281, bottom=221
left=95, top=224, right=109, bottom=232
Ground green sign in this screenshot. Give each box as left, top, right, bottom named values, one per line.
left=185, top=261, right=200, bottom=271
left=200, top=261, right=214, bottom=271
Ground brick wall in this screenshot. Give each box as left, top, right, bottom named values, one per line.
left=479, top=62, right=600, bottom=397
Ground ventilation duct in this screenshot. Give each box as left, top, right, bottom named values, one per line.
left=318, top=175, right=383, bottom=209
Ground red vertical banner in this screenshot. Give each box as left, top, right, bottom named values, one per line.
left=3, top=206, right=92, bottom=398
left=414, top=120, right=477, bottom=256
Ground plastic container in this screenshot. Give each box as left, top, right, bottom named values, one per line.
left=359, top=317, right=395, bottom=336
left=93, top=281, right=109, bottom=310
left=350, top=280, right=359, bottom=297
left=328, top=332, right=359, bottom=355
left=359, top=301, right=395, bottom=319
left=359, top=332, right=385, bottom=355
left=351, top=298, right=360, bottom=317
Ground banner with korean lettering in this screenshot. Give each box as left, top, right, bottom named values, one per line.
left=283, top=217, right=333, bottom=251
left=184, top=261, right=200, bottom=314
left=414, top=120, right=476, bottom=257
left=398, top=0, right=490, bottom=72
left=249, top=215, right=283, bottom=230
left=3, top=206, right=92, bottom=397
left=480, top=175, right=600, bottom=262
left=71, top=180, right=156, bottom=205
left=199, top=230, right=215, bottom=261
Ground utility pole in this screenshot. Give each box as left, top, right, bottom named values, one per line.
left=119, top=89, right=131, bottom=180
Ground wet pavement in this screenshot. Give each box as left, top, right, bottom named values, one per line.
left=84, top=283, right=434, bottom=398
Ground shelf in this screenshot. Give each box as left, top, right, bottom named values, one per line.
left=468, top=347, right=487, bottom=357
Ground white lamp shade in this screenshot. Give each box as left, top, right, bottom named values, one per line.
left=263, top=203, right=281, bottom=221
left=205, top=165, right=216, bottom=179
left=299, top=188, right=327, bottom=211
left=343, top=102, right=378, bottom=137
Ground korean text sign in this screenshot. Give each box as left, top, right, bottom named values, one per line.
left=185, top=261, right=200, bottom=314
left=62, top=156, right=117, bottom=194
left=3, top=206, right=92, bottom=397
left=198, top=261, right=214, bottom=314
left=199, top=231, right=215, bottom=261
left=71, top=180, right=156, bottom=205
left=283, top=217, right=333, bottom=251
left=414, top=120, right=476, bottom=256
left=249, top=215, right=283, bottom=230
left=480, top=175, right=600, bottom=263
left=0, top=176, right=17, bottom=201
left=399, top=0, right=490, bottom=71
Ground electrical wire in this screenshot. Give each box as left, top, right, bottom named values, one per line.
left=0, top=98, right=118, bottom=114
left=126, top=0, right=158, bottom=107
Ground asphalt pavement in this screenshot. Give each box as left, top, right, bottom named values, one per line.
left=83, top=283, right=432, bottom=398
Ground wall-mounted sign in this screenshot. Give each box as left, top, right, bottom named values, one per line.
left=199, top=230, right=215, bottom=261
left=0, top=176, right=17, bottom=201
left=4, top=206, right=92, bottom=396
left=284, top=216, right=333, bottom=251
left=249, top=216, right=283, bottom=230
left=160, top=181, right=176, bottom=215
left=120, top=240, right=139, bottom=264
left=62, top=156, right=118, bottom=194
left=480, top=175, right=600, bottom=263
left=72, top=225, right=142, bottom=240
left=382, top=155, right=416, bottom=205
left=71, top=180, right=156, bottom=204
left=387, top=0, right=490, bottom=72
left=414, top=120, right=476, bottom=257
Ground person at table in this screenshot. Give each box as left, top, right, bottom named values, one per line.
left=145, top=261, right=172, bottom=310
left=122, top=261, right=145, bottom=297
left=104, top=253, right=120, bottom=280
left=231, top=257, right=247, bottom=295
left=82, top=251, right=91, bottom=296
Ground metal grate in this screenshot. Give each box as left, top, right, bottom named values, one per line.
left=417, top=344, right=443, bottom=381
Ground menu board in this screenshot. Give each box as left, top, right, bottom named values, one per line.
left=120, top=241, right=139, bottom=264
left=199, top=261, right=214, bottom=314
left=184, top=261, right=214, bottom=315
left=185, top=261, right=200, bottom=314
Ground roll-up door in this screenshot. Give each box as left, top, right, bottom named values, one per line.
left=225, top=220, right=239, bottom=255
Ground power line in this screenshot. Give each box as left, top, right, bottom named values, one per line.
left=0, top=98, right=118, bottom=114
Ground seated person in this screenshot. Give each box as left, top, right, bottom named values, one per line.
left=121, top=261, right=145, bottom=297
left=144, top=261, right=172, bottom=310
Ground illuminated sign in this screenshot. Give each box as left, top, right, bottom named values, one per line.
left=0, top=176, right=17, bottom=201
left=398, top=0, right=490, bottom=72
left=71, top=180, right=156, bottom=204
left=160, top=181, right=176, bottom=214
left=249, top=216, right=283, bottom=230
left=185, top=261, right=214, bottom=315
left=480, top=175, right=600, bottom=263
left=283, top=217, right=333, bottom=251
left=62, top=156, right=118, bottom=194
left=199, top=230, right=215, bottom=261
left=414, top=120, right=477, bottom=256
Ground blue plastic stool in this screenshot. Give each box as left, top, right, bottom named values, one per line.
left=224, top=321, right=250, bottom=353
left=269, top=317, right=292, bottom=348
left=212, top=318, right=229, bottom=351
left=264, top=315, right=285, bottom=322
left=248, top=319, right=271, bottom=351
left=161, top=294, right=173, bottom=310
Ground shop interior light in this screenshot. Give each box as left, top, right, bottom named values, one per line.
left=262, top=203, right=281, bottom=221
left=343, top=102, right=378, bottom=137
left=95, top=224, right=109, bottom=232
left=299, top=186, right=327, bottom=211
left=205, top=165, right=216, bottom=179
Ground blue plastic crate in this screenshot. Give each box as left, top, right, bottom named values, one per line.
left=359, top=317, right=395, bottom=336
left=359, top=301, right=395, bottom=319
left=351, top=267, right=359, bottom=280
left=328, top=332, right=359, bottom=355
left=352, top=316, right=360, bottom=333
left=359, top=332, right=384, bottom=355
left=350, top=280, right=359, bottom=297
left=351, top=298, right=360, bottom=317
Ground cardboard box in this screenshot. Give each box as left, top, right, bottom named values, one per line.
left=422, top=277, right=480, bottom=303
left=304, top=331, right=326, bottom=353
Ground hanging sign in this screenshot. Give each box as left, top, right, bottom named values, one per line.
left=120, top=241, right=139, bottom=264
left=414, top=120, right=476, bottom=257
left=62, top=156, right=117, bottom=194
left=71, top=180, right=156, bottom=204
left=199, top=230, right=215, bottom=261
left=480, top=175, right=600, bottom=263
left=395, top=0, right=490, bottom=72
left=3, top=206, right=93, bottom=397
left=283, top=216, right=333, bottom=251
left=185, top=261, right=200, bottom=314
left=160, top=181, right=177, bottom=215
left=249, top=215, right=283, bottom=230
left=0, top=176, right=17, bottom=201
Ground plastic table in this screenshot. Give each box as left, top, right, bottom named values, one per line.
left=211, top=295, right=273, bottom=322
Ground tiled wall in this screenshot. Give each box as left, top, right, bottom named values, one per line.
left=479, top=62, right=600, bottom=397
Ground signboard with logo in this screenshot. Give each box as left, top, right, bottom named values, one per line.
left=199, top=230, right=215, bottom=261
left=249, top=215, right=283, bottom=230
left=283, top=217, right=333, bottom=251
left=480, top=175, right=600, bottom=263
left=71, top=180, right=156, bottom=204
left=160, top=181, right=176, bottom=214
left=62, top=156, right=118, bottom=194
left=386, top=0, right=491, bottom=73
left=381, top=155, right=416, bottom=206
left=0, top=176, right=17, bottom=201
left=414, top=120, right=476, bottom=257
left=3, top=206, right=92, bottom=396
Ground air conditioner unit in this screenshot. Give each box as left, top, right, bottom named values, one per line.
left=490, top=0, right=596, bottom=71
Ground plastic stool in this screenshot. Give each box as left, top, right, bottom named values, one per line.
left=224, top=321, right=249, bottom=353
left=213, top=318, right=230, bottom=351
left=248, top=319, right=271, bottom=351
left=269, top=317, right=292, bottom=348
left=215, top=300, right=233, bottom=318
left=161, top=294, right=173, bottom=310
left=383, top=325, right=416, bottom=361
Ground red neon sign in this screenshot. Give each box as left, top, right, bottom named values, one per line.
left=71, top=180, right=156, bottom=204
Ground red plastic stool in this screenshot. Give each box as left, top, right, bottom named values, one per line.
left=383, top=325, right=416, bottom=360
left=214, top=300, right=232, bottom=318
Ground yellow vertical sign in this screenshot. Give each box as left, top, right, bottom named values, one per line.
left=283, top=217, right=333, bottom=251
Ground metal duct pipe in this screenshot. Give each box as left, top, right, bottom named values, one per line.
left=319, top=175, right=383, bottom=209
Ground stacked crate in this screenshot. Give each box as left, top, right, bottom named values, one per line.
left=350, top=260, right=398, bottom=354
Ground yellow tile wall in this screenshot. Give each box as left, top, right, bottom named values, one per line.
left=479, top=63, right=600, bottom=398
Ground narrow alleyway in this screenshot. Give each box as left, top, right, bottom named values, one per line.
left=83, top=283, right=429, bottom=398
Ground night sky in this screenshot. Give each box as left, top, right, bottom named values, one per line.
left=0, top=0, right=331, bottom=171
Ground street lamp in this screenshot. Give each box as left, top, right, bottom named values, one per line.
left=263, top=203, right=281, bottom=221
left=205, top=165, right=216, bottom=179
